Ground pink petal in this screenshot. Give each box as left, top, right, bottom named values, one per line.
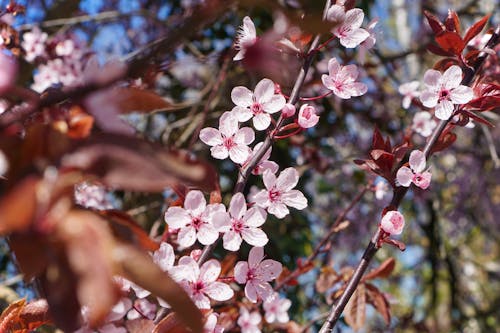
left=327, top=58, right=340, bottom=76
left=420, top=90, right=438, bottom=108
left=248, top=246, right=264, bottom=268
left=244, top=283, right=259, bottom=303
left=250, top=280, right=274, bottom=302
left=262, top=169, right=277, bottom=190
left=344, top=8, right=364, bottom=29
left=450, top=85, right=474, bottom=104
left=321, top=74, right=336, bottom=91
left=242, top=16, right=256, bottom=39
left=380, top=210, right=405, bottom=235
left=244, top=207, right=267, bottom=227
left=199, top=127, right=223, bottom=146
left=340, top=28, right=370, bottom=48
left=253, top=112, right=272, bottom=130
left=413, top=171, right=432, bottom=189
left=409, top=150, right=426, bottom=173
left=263, top=94, right=286, bottom=114
left=234, top=127, right=255, bottom=145
left=231, top=86, right=253, bottom=107
left=326, top=5, right=345, bottom=24
left=200, top=259, right=221, bottom=283
left=267, top=202, right=289, bottom=219
left=441, top=65, right=462, bottom=90
left=210, top=145, right=229, bottom=160
left=242, top=228, right=268, bottom=247
left=153, top=242, right=175, bottom=271
left=344, top=82, right=368, bottom=97
left=258, top=259, right=282, bottom=281
left=197, top=223, right=219, bottom=245
left=178, top=227, right=197, bottom=248
left=223, top=231, right=243, bottom=251
left=435, top=100, right=454, bottom=120
left=234, top=261, right=249, bottom=284
left=233, top=50, right=245, bottom=61
left=164, top=207, right=191, bottom=229
left=212, top=211, right=231, bottom=231
left=254, top=78, right=275, bottom=104
left=423, top=69, right=441, bottom=88
left=184, top=190, right=206, bottom=216
left=229, top=192, right=247, bottom=219
left=276, top=167, right=299, bottom=192
left=253, top=190, right=271, bottom=209
left=341, top=64, right=359, bottom=81
left=232, top=105, right=253, bottom=122
left=192, top=293, right=211, bottom=309
left=281, top=190, right=308, bottom=210
left=229, top=145, right=251, bottom=164
left=219, top=112, right=239, bottom=137
left=396, top=166, right=413, bottom=187
left=205, top=281, right=234, bottom=301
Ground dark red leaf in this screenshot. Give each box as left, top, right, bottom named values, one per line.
left=459, top=109, right=495, bottom=127
left=427, top=43, right=455, bottom=57
left=463, top=14, right=491, bottom=45
left=0, top=176, right=38, bottom=235
left=363, top=258, right=396, bottom=281
left=467, top=95, right=500, bottom=112
left=371, top=127, right=385, bottom=150
left=435, top=31, right=465, bottom=55
left=424, top=11, right=445, bottom=34
left=445, top=10, right=461, bottom=33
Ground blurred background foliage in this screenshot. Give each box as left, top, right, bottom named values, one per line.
left=0, top=0, right=499, bottom=332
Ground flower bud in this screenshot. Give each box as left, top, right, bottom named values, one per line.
left=281, top=103, right=296, bottom=118
left=297, top=104, right=319, bottom=128
left=380, top=210, right=405, bottom=235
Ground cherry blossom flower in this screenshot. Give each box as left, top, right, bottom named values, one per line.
left=0, top=53, right=17, bottom=94
left=398, top=81, right=420, bottom=109
left=231, top=78, right=286, bottom=130
left=173, top=256, right=234, bottom=309
left=234, top=247, right=282, bottom=303
left=281, top=103, right=296, bottom=118
left=396, top=150, right=432, bottom=189
left=234, top=16, right=257, bottom=61
left=253, top=168, right=308, bottom=219
left=412, top=111, right=437, bottom=137
left=199, top=112, right=255, bottom=164
left=213, top=192, right=268, bottom=251
left=74, top=182, right=114, bottom=210
left=327, top=5, right=370, bottom=48
left=127, top=299, right=157, bottom=320
left=297, top=104, right=319, bottom=128
left=420, top=65, right=474, bottom=120
left=263, top=292, right=291, bottom=323
left=321, top=58, right=367, bottom=99
left=22, top=27, right=48, bottom=62
left=373, top=178, right=390, bottom=201
left=204, top=313, right=224, bottom=333
left=357, top=18, right=378, bottom=64
left=248, top=142, right=279, bottom=176
left=237, top=307, right=262, bottom=333
left=380, top=210, right=405, bottom=235
left=164, top=190, right=224, bottom=247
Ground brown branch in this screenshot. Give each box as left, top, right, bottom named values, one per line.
left=319, top=24, right=500, bottom=333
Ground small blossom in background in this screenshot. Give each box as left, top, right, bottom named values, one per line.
left=412, top=111, right=437, bottom=137
left=248, top=142, right=279, bottom=176
left=398, top=81, right=420, bottom=109
left=199, top=112, right=255, bottom=164
left=0, top=52, right=17, bottom=94
left=327, top=5, right=369, bottom=48
left=254, top=168, right=308, bottom=219
left=380, top=210, right=405, bottom=235
left=74, top=182, right=114, bottom=210
left=237, top=307, right=262, bottom=333
left=164, top=190, right=224, bottom=247
left=396, top=150, right=432, bottom=189
left=21, top=27, right=48, bottom=62
left=297, top=104, right=319, bottom=128
left=213, top=192, right=268, bottom=251
left=321, top=58, right=367, bottom=99
left=231, top=78, right=286, bottom=130
left=234, top=246, right=282, bottom=303
left=263, top=292, right=291, bottom=323
left=173, top=256, right=234, bottom=309
left=357, top=18, right=378, bottom=64
left=373, top=178, right=390, bottom=201
left=420, top=65, right=474, bottom=120
left=234, top=16, right=257, bottom=61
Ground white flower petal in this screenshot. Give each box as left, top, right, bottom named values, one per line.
left=254, top=78, right=275, bottom=104
left=200, top=259, right=221, bottom=283
left=276, top=167, right=299, bottom=192
left=396, top=166, right=413, bottom=187
left=211, top=145, right=229, bottom=160
left=184, top=190, right=206, bottom=216
left=229, top=192, right=247, bottom=219
left=223, top=231, right=243, bottom=251
left=442, top=65, right=462, bottom=90
left=205, top=281, right=234, bottom=301
left=435, top=100, right=454, bottom=120
left=229, top=145, right=251, bottom=164
left=409, top=150, right=426, bottom=173
left=242, top=228, right=268, bottom=247
left=234, top=127, right=255, bottom=145
left=281, top=190, right=307, bottom=210
left=253, top=113, right=271, bottom=131
left=231, top=86, right=253, bottom=107
left=199, top=128, right=223, bottom=146
left=450, top=85, right=474, bottom=104
left=164, top=207, right=191, bottom=229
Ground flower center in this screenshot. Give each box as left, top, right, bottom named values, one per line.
left=191, top=216, right=203, bottom=230
left=223, top=137, right=236, bottom=150
left=247, top=268, right=256, bottom=281
left=439, top=89, right=450, bottom=101
left=269, top=188, right=281, bottom=202
left=251, top=102, right=264, bottom=115
left=193, top=280, right=205, bottom=293
left=231, top=218, right=245, bottom=233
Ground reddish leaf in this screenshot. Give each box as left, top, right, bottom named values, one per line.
left=9, top=232, right=50, bottom=281
left=435, top=31, right=465, bottom=55
left=427, top=44, right=455, bottom=57
left=371, top=127, right=385, bottom=150
left=433, top=57, right=460, bottom=71
left=467, top=95, right=500, bottom=112
left=117, top=244, right=203, bottom=333
left=61, top=133, right=219, bottom=193
left=459, top=109, right=495, bottom=127
left=365, top=284, right=391, bottom=325
left=424, top=11, right=445, bottom=35
left=370, top=150, right=395, bottom=173
left=99, top=210, right=160, bottom=252
left=344, top=283, right=367, bottom=330
left=430, top=129, right=457, bottom=154
left=110, top=87, right=173, bottom=114
left=445, top=10, right=461, bottom=33
left=363, top=258, right=395, bottom=281
left=463, top=14, right=491, bottom=45
left=0, top=176, right=38, bottom=235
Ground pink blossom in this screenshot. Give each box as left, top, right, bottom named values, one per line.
left=106, top=298, right=132, bottom=322
left=74, top=182, right=113, bottom=210
left=199, top=112, right=255, bottom=164
left=263, top=292, right=291, bottom=323
left=237, top=307, right=262, bottom=333
left=127, top=298, right=157, bottom=320
left=254, top=168, right=308, bottom=219
left=281, top=103, right=296, bottom=118
left=321, top=58, right=367, bottom=99
left=231, top=78, right=286, bottom=130
left=234, top=16, right=257, bottom=61
left=297, top=104, right=319, bottom=128
left=412, top=111, right=437, bottom=137
left=0, top=53, right=17, bottom=94
left=164, top=190, right=224, bottom=247
left=358, top=18, right=378, bottom=64
left=248, top=142, right=279, bottom=176
left=173, top=256, right=234, bottom=309
left=396, top=150, right=432, bottom=189
left=234, top=247, right=282, bottom=303
left=420, top=65, right=474, bottom=120
left=204, top=313, right=224, bottom=333
left=213, top=192, right=268, bottom=251
left=22, top=27, right=48, bottom=62
left=373, top=179, right=389, bottom=201
left=398, top=81, right=420, bottom=109
left=380, top=210, right=405, bottom=235
left=327, top=5, right=370, bottom=48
